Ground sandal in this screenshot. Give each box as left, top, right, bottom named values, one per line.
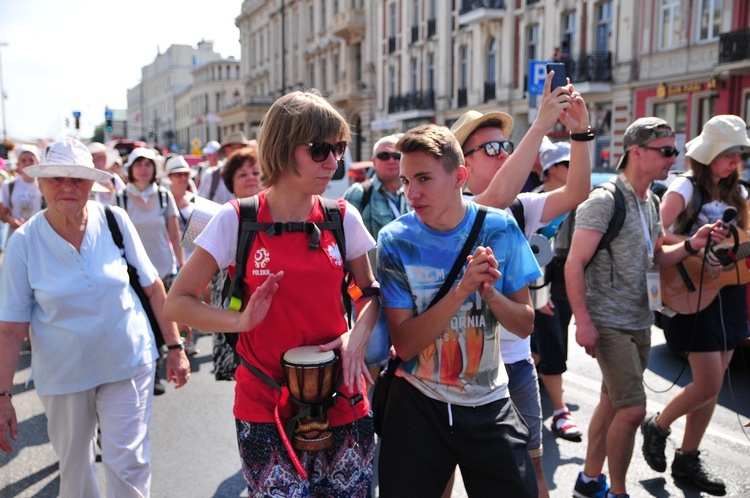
left=552, top=408, right=582, bottom=442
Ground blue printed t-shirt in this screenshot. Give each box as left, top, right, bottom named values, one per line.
left=378, top=201, right=542, bottom=406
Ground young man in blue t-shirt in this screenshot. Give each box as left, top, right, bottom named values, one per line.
left=377, top=124, right=541, bottom=497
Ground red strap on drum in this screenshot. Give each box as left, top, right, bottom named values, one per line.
left=274, top=387, right=308, bottom=479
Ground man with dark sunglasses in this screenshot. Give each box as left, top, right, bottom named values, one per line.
left=344, top=134, right=411, bottom=379
left=565, top=117, right=726, bottom=498
left=449, top=72, right=593, bottom=498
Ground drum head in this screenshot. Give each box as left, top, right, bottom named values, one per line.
left=283, top=346, right=336, bottom=367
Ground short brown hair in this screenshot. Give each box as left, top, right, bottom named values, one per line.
left=258, top=90, right=351, bottom=187
left=221, top=147, right=259, bottom=194
left=127, top=157, right=157, bottom=184
left=396, top=124, right=464, bottom=173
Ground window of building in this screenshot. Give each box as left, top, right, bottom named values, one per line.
left=428, top=52, right=435, bottom=91
left=459, top=45, right=468, bottom=89
left=321, top=0, right=326, bottom=30
left=527, top=24, right=539, bottom=62
left=596, top=2, right=612, bottom=52
left=658, top=0, right=682, bottom=50
left=697, top=0, right=722, bottom=42
left=354, top=43, right=362, bottom=82
left=309, top=5, right=315, bottom=35
left=561, top=11, right=576, bottom=58
left=654, top=101, right=687, bottom=132
left=308, top=62, right=315, bottom=87
left=389, top=3, right=397, bottom=37
left=745, top=92, right=750, bottom=127
left=487, top=38, right=497, bottom=84
left=192, top=56, right=201, bottom=66
left=388, top=66, right=396, bottom=99
left=698, top=96, right=717, bottom=129
left=410, top=57, right=418, bottom=92
left=322, top=58, right=328, bottom=92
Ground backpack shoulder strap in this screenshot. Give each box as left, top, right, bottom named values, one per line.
left=158, top=186, right=168, bottom=218
left=595, top=181, right=626, bottom=254
left=7, top=178, right=14, bottom=209
left=104, top=206, right=124, bottom=250
left=359, top=179, right=374, bottom=213
left=223, top=196, right=260, bottom=310
left=116, top=190, right=127, bottom=211
left=209, top=166, right=222, bottom=201
left=680, top=174, right=704, bottom=235
left=318, top=196, right=347, bottom=263
left=509, top=197, right=525, bottom=235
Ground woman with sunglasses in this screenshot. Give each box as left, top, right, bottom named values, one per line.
left=166, top=90, right=379, bottom=496
left=640, top=115, right=750, bottom=496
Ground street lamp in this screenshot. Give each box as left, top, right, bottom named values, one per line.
left=0, top=42, right=8, bottom=143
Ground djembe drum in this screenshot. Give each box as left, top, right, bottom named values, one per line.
left=281, top=346, right=338, bottom=451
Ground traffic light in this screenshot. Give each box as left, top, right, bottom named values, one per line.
left=105, top=108, right=113, bottom=133
left=75, top=117, right=80, bottom=130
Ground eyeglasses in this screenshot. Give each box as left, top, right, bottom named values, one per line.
left=307, top=141, right=347, bottom=162
left=375, top=151, right=401, bottom=161
left=464, top=141, right=514, bottom=157
left=639, top=144, right=680, bottom=158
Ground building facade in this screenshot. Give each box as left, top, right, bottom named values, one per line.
left=128, top=2, right=750, bottom=163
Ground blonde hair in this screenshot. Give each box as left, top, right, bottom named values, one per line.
left=258, top=90, right=351, bottom=187
left=396, top=124, right=464, bottom=173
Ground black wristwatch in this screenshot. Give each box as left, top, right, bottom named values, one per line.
left=166, top=342, right=185, bottom=351
left=570, top=127, right=596, bottom=142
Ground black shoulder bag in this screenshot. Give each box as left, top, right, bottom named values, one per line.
left=372, top=206, right=487, bottom=436
left=104, top=206, right=165, bottom=349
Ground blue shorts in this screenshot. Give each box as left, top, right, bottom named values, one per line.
left=506, top=358, right=543, bottom=457
left=531, top=296, right=573, bottom=376
left=0, top=223, right=8, bottom=251
left=364, top=309, right=390, bottom=368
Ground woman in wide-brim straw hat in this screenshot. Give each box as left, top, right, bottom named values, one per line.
left=0, top=137, right=190, bottom=497
left=166, top=90, right=379, bottom=496
left=640, top=115, right=750, bottom=495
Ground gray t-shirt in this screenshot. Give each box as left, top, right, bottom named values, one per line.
left=574, top=176, right=663, bottom=330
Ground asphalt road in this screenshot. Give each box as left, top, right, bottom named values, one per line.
left=2, top=329, right=750, bottom=497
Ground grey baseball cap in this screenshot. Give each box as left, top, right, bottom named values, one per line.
left=616, top=117, right=675, bottom=170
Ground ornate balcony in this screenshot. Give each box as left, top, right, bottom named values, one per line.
left=330, top=9, right=365, bottom=43
left=458, top=0, right=506, bottom=25
left=564, top=52, right=612, bottom=84
left=719, top=28, right=750, bottom=64
left=387, top=90, right=436, bottom=114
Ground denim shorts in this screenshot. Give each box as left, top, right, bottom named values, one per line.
left=506, top=358, right=542, bottom=457
left=364, top=309, right=391, bottom=368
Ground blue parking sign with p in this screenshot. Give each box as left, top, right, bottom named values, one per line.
left=528, top=60, right=549, bottom=95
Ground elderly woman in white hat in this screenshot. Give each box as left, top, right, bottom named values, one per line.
left=640, top=115, right=750, bottom=495
left=0, top=137, right=190, bottom=497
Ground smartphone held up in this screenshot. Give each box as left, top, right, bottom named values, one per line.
left=546, top=63, right=567, bottom=90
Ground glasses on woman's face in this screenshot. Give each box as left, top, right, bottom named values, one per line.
left=639, top=144, right=680, bottom=158
left=306, top=141, right=347, bottom=162
left=375, top=151, right=401, bottom=161
left=464, top=141, right=514, bottom=157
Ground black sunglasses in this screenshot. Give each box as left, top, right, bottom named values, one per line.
left=307, top=141, right=347, bottom=162
left=375, top=151, right=401, bottom=161
left=464, top=141, right=514, bottom=157
left=639, top=144, right=680, bottom=158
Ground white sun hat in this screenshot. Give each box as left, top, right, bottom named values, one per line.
left=24, top=137, right=112, bottom=183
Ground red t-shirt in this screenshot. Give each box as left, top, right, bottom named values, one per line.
left=232, top=191, right=369, bottom=426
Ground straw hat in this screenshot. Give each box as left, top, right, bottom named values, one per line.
left=449, top=110, right=514, bottom=147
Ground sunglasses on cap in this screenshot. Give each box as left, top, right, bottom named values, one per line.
left=375, top=151, right=402, bottom=161
left=639, top=144, right=680, bottom=158
left=464, top=141, right=514, bottom=157
left=307, top=141, right=347, bottom=162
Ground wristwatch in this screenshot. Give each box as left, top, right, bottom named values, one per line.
left=570, top=127, right=596, bottom=142
left=166, top=342, right=185, bottom=351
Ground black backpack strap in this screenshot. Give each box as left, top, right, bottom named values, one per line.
left=7, top=179, right=14, bottom=210
left=158, top=187, right=168, bottom=219
left=318, top=196, right=352, bottom=326
left=104, top=205, right=125, bottom=249
left=680, top=174, right=704, bottom=236
left=209, top=167, right=222, bottom=201
left=359, top=179, right=374, bottom=213
left=509, top=197, right=525, bottom=234
left=116, top=190, right=127, bottom=211
left=223, top=196, right=260, bottom=310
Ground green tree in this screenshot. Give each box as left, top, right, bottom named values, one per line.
left=91, top=124, right=104, bottom=143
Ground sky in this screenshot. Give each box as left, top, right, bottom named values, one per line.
left=0, top=0, right=242, bottom=143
